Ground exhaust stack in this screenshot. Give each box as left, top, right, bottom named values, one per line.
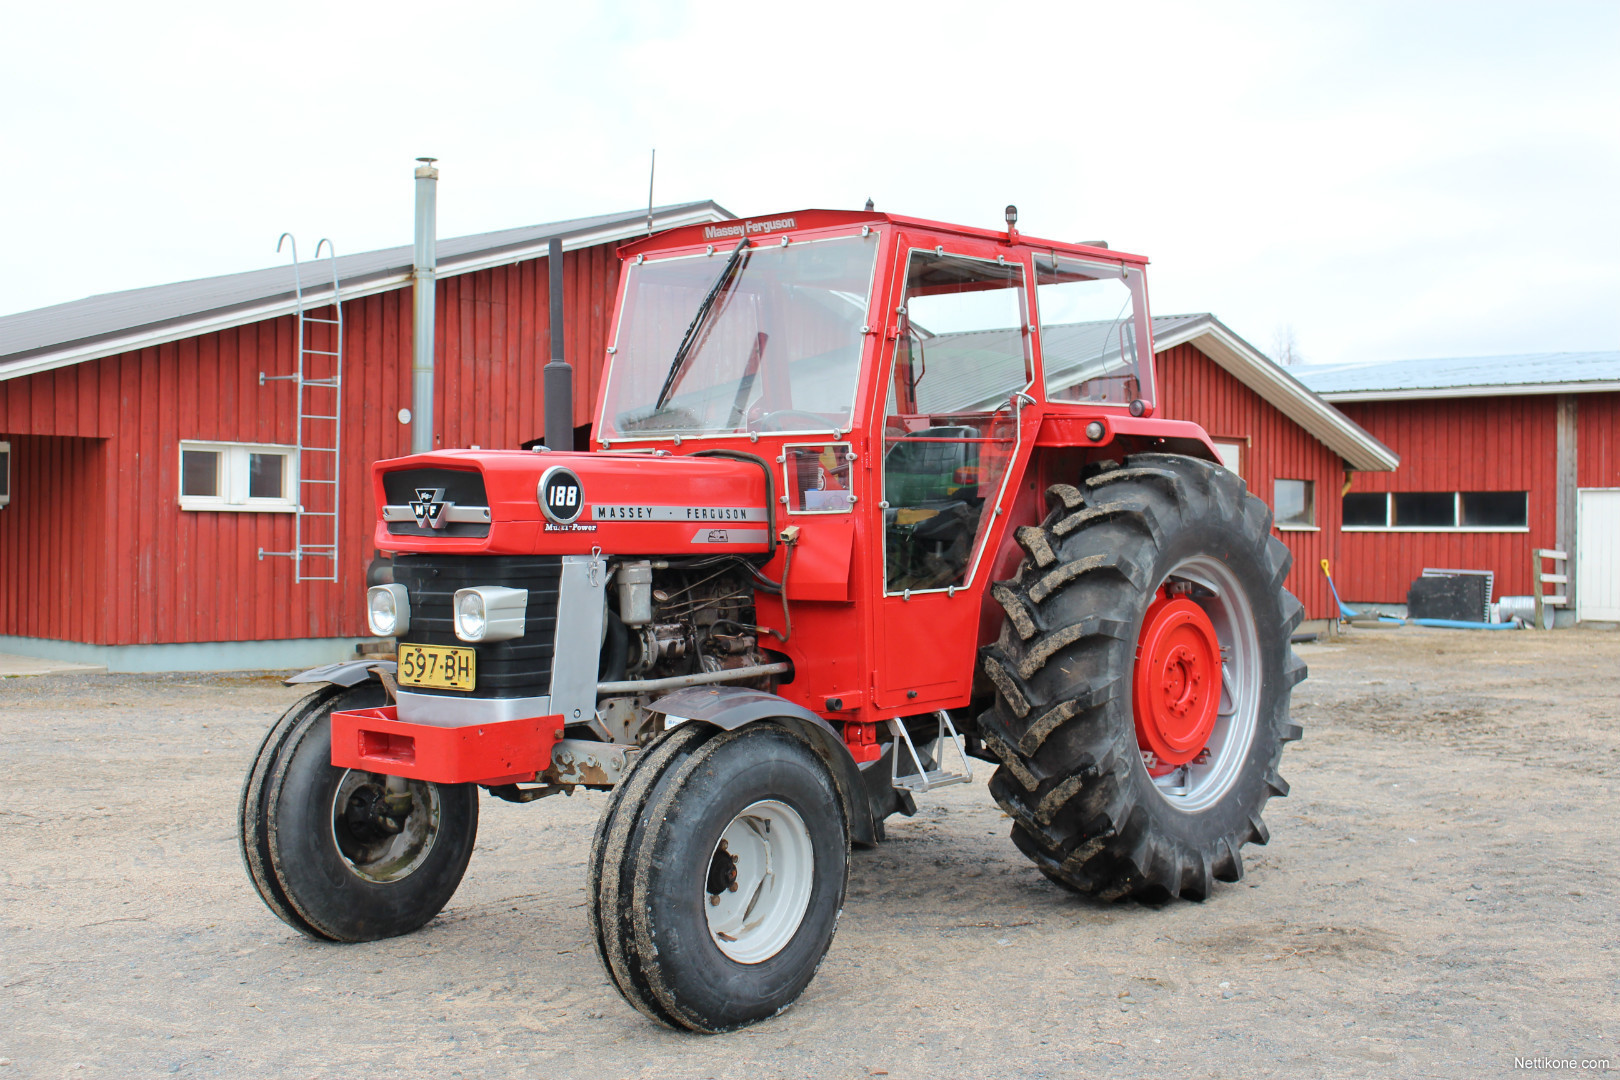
left=411, top=157, right=438, bottom=454
left=543, top=236, right=574, bottom=450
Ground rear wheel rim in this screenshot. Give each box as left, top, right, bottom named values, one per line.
left=1139, top=555, right=1262, bottom=812
left=703, top=799, right=814, bottom=965
left=330, top=770, right=442, bottom=883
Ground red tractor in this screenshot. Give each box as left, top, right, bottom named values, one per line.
left=240, top=207, right=1305, bottom=1033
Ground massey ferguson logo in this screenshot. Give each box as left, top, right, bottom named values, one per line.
left=410, top=488, right=453, bottom=529
left=538, top=466, right=585, bottom=526
left=703, top=217, right=795, bottom=241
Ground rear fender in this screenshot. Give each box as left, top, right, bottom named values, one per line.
left=647, top=686, right=877, bottom=848
left=283, top=659, right=397, bottom=688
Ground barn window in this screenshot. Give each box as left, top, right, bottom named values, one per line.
left=1273, top=479, right=1315, bottom=529
left=1460, top=491, right=1528, bottom=528
left=0, top=440, right=9, bottom=508
left=1342, top=491, right=1529, bottom=532
left=1393, top=492, right=1456, bottom=528
left=1342, top=492, right=1387, bottom=527
left=178, top=441, right=297, bottom=512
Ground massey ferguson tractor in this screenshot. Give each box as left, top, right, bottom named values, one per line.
left=240, top=207, right=1305, bottom=1033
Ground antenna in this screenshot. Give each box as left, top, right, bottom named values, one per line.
left=646, top=148, right=656, bottom=235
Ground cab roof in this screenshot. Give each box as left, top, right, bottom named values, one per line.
left=616, top=209, right=1147, bottom=266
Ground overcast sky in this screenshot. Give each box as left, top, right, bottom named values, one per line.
left=4, top=0, right=1616, bottom=366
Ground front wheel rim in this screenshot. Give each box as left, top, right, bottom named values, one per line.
left=703, top=799, right=814, bottom=964
left=330, top=770, right=442, bottom=883
left=1138, top=555, right=1262, bottom=813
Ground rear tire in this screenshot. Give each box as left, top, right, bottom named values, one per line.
left=239, top=683, right=479, bottom=942
left=978, top=454, right=1305, bottom=901
left=589, top=722, right=849, bottom=1032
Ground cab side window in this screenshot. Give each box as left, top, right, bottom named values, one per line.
left=1035, top=255, right=1149, bottom=406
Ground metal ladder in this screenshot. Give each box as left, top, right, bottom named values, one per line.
left=258, top=234, right=342, bottom=583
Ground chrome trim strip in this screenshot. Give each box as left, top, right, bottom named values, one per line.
left=381, top=504, right=491, bottom=523
left=591, top=504, right=768, bottom=522
left=395, top=689, right=553, bottom=727
left=688, top=528, right=770, bottom=545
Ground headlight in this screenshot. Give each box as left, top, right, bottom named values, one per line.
left=367, top=584, right=409, bottom=636
left=452, top=586, right=528, bottom=643
left=455, top=592, right=486, bottom=640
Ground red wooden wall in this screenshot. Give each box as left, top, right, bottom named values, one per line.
left=1334, top=396, right=1559, bottom=601
left=1579, top=391, right=1620, bottom=488
left=0, top=243, right=622, bottom=646
left=1155, top=343, right=1341, bottom=619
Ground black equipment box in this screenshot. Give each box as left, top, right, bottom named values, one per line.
left=1407, top=573, right=1489, bottom=622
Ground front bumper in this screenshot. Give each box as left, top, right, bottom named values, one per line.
left=330, top=705, right=561, bottom=786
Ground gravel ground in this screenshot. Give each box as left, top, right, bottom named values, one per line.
left=2, top=627, right=1617, bottom=1079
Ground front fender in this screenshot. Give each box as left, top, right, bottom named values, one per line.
left=283, top=659, right=397, bottom=688
left=648, top=686, right=878, bottom=847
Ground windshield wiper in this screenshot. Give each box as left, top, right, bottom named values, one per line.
left=655, top=238, right=750, bottom=410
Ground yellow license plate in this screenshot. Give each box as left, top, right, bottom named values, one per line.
left=397, top=643, right=476, bottom=691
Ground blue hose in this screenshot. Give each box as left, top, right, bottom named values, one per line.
left=1406, top=617, right=1522, bottom=631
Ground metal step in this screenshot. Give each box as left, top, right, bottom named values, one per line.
left=889, top=711, right=974, bottom=793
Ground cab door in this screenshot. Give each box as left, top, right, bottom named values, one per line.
left=871, top=234, right=1040, bottom=711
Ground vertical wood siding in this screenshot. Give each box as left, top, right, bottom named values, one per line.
left=1155, top=344, right=1339, bottom=619
left=1578, top=391, right=1620, bottom=488
left=1334, top=396, right=1558, bottom=602
left=0, top=244, right=619, bottom=645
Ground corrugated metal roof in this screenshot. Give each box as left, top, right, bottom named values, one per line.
left=1296, top=351, right=1620, bottom=400
left=0, top=201, right=732, bottom=380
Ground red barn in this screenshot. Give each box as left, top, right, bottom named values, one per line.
left=0, top=213, right=1398, bottom=670
left=1298, top=353, right=1620, bottom=624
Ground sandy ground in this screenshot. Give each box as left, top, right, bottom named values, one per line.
left=1, top=627, right=1617, bottom=1079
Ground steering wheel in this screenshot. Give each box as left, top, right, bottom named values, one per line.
left=750, top=409, right=836, bottom=433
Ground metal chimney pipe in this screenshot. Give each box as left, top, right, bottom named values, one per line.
left=411, top=157, right=439, bottom=455
left=543, top=236, right=574, bottom=450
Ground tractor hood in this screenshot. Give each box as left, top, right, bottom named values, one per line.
left=372, top=449, right=773, bottom=556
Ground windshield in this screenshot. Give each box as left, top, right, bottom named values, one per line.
left=600, top=234, right=878, bottom=438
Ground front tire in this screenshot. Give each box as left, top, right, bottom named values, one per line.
left=978, top=454, right=1305, bottom=901
left=589, top=722, right=849, bottom=1032
left=238, top=683, right=479, bottom=942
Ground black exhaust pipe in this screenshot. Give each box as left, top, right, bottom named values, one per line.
left=543, top=236, right=574, bottom=451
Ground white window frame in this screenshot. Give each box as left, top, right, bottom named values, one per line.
left=1273, top=477, right=1318, bottom=532
left=0, top=440, right=10, bottom=508
left=1341, top=491, right=1530, bottom=533
left=179, top=440, right=298, bottom=513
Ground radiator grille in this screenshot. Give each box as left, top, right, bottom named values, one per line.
left=382, top=468, right=491, bottom=538
left=393, top=554, right=561, bottom=699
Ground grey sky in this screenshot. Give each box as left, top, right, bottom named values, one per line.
left=4, top=0, right=1616, bottom=366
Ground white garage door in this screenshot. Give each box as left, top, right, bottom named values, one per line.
left=1578, top=489, right=1620, bottom=621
